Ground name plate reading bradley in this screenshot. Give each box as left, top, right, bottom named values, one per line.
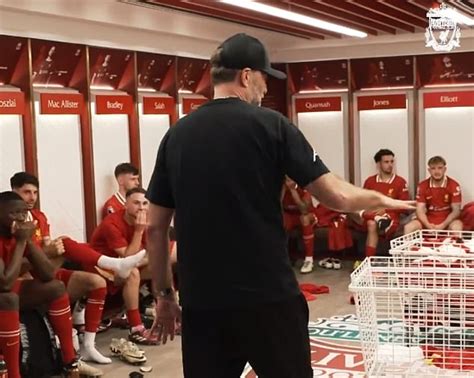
left=0, top=92, right=25, bottom=114
left=95, top=95, right=133, bottom=114
left=40, top=93, right=83, bottom=114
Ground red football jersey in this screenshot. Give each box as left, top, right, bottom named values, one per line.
left=282, top=187, right=312, bottom=214
left=91, top=209, right=146, bottom=258
left=27, top=209, right=50, bottom=245
left=363, top=174, right=409, bottom=200
left=102, top=192, right=126, bottom=219
left=0, top=236, right=18, bottom=269
left=461, top=202, right=474, bottom=231
left=364, top=174, right=409, bottom=217
left=416, top=176, right=462, bottom=217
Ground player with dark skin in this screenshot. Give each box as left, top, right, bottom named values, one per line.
left=0, top=192, right=80, bottom=377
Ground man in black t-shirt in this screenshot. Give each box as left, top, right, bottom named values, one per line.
left=145, top=33, right=414, bottom=378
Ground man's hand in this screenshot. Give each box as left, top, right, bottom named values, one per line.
left=135, top=210, right=148, bottom=233
left=381, top=198, right=416, bottom=212
left=43, top=238, right=65, bottom=257
left=432, top=223, right=445, bottom=230
left=285, top=179, right=297, bottom=190
left=11, top=221, right=36, bottom=242
left=151, top=295, right=182, bottom=345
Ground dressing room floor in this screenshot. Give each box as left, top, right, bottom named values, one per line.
left=92, top=261, right=356, bottom=377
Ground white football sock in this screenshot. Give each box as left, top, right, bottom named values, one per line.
left=82, top=332, right=112, bottom=364
left=97, top=250, right=146, bottom=279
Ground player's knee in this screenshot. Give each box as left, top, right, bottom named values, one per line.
left=0, top=292, right=19, bottom=310
left=127, top=268, right=140, bottom=284
left=50, top=279, right=67, bottom=299
left=367, top=220, right=377, bottom=233
left=87, top=273, right=107, bottom=290
left=448, top=220, right=463, bottom=231
left=300, top=214, right=309, bottom=226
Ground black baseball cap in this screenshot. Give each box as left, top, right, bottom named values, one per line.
left=218, top=33, right=287, bottom=80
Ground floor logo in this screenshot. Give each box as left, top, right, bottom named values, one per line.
left=241, top=338, right=364, bottom=377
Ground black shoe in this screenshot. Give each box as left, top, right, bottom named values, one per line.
left=376, top=217, right=393, bottom=235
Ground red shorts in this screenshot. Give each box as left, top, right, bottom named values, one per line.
left=106, top=280, right=123, bottom=297
left=55, top=268, right=74, bottom=287
left=426, top=213, right=449, bottom=227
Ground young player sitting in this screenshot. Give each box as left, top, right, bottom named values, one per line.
left=91, top=188, right=156, bottom=345
left=0, top=191, right=95, bottom=377
left=102, top=163, right=140, bottom=219
left=11, top=172, right=145, bottom=363
left=281, top=176, right=316, bottom=273
left=351, top=149, right=409, bottom=265
left=404, top=156, right=463, bottom=234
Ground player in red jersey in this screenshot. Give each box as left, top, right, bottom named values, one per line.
left=461, top=202, right=474, bottom=231
left=0, top=191, right=84, bottom=378
left=282, top=176, right=316, bottom=273
left=102, top=163, right=140, bottom=219
left=351, top=149, right=410, bottom=263
left=404, top=156, right=463, bottom=233
left=92, top=188, right=157, bottom=345
left=10, top=172, right=145, bottom=364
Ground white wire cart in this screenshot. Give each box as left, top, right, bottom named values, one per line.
left=349, top=230, right=474, bottom=377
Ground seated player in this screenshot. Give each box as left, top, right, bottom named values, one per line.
left=404, top=156, right=463, bottom=234
left=91, top=188, right=156, bottom=345
left=11, top=172, right=145, bottom=363
left=351, top=149, right=409, bottom=263
left=282, top=176, right=316, bottom=273
left=102, top=163, right=140, bottom=219
left=461, top=202, right=474, bottom=231
left=0, top=191, right=89, bottom=377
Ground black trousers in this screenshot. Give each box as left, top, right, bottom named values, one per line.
left=181, top=294, right=312, bottom=378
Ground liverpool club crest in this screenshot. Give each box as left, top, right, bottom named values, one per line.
left=425, top=3, right=461, bottom=52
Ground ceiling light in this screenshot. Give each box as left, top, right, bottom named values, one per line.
left=221, top=0, right=367, bottom=38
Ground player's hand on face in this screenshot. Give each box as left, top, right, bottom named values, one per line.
left=12, top=220, right=37, bottom=241
left=135, top=210, right=148, bottom=232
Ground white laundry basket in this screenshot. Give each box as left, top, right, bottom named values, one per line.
left=349, top=253, right=474, bottom=377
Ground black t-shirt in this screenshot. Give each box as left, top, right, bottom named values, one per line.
left=147, top=98, right=329, bottom=309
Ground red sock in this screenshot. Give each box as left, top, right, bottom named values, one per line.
left=62, top=238, right=101, bottom=267
left=48, top=293, right=76, bottom=364
left=127, top=308, right=142, bottom=328
left=85, top=288, right=106, bottom=333
left=366, top=246, right=376, bottom=257
left=302, top=224, right=314, bottom=258
left=0, top=310, right=20, bottom=378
